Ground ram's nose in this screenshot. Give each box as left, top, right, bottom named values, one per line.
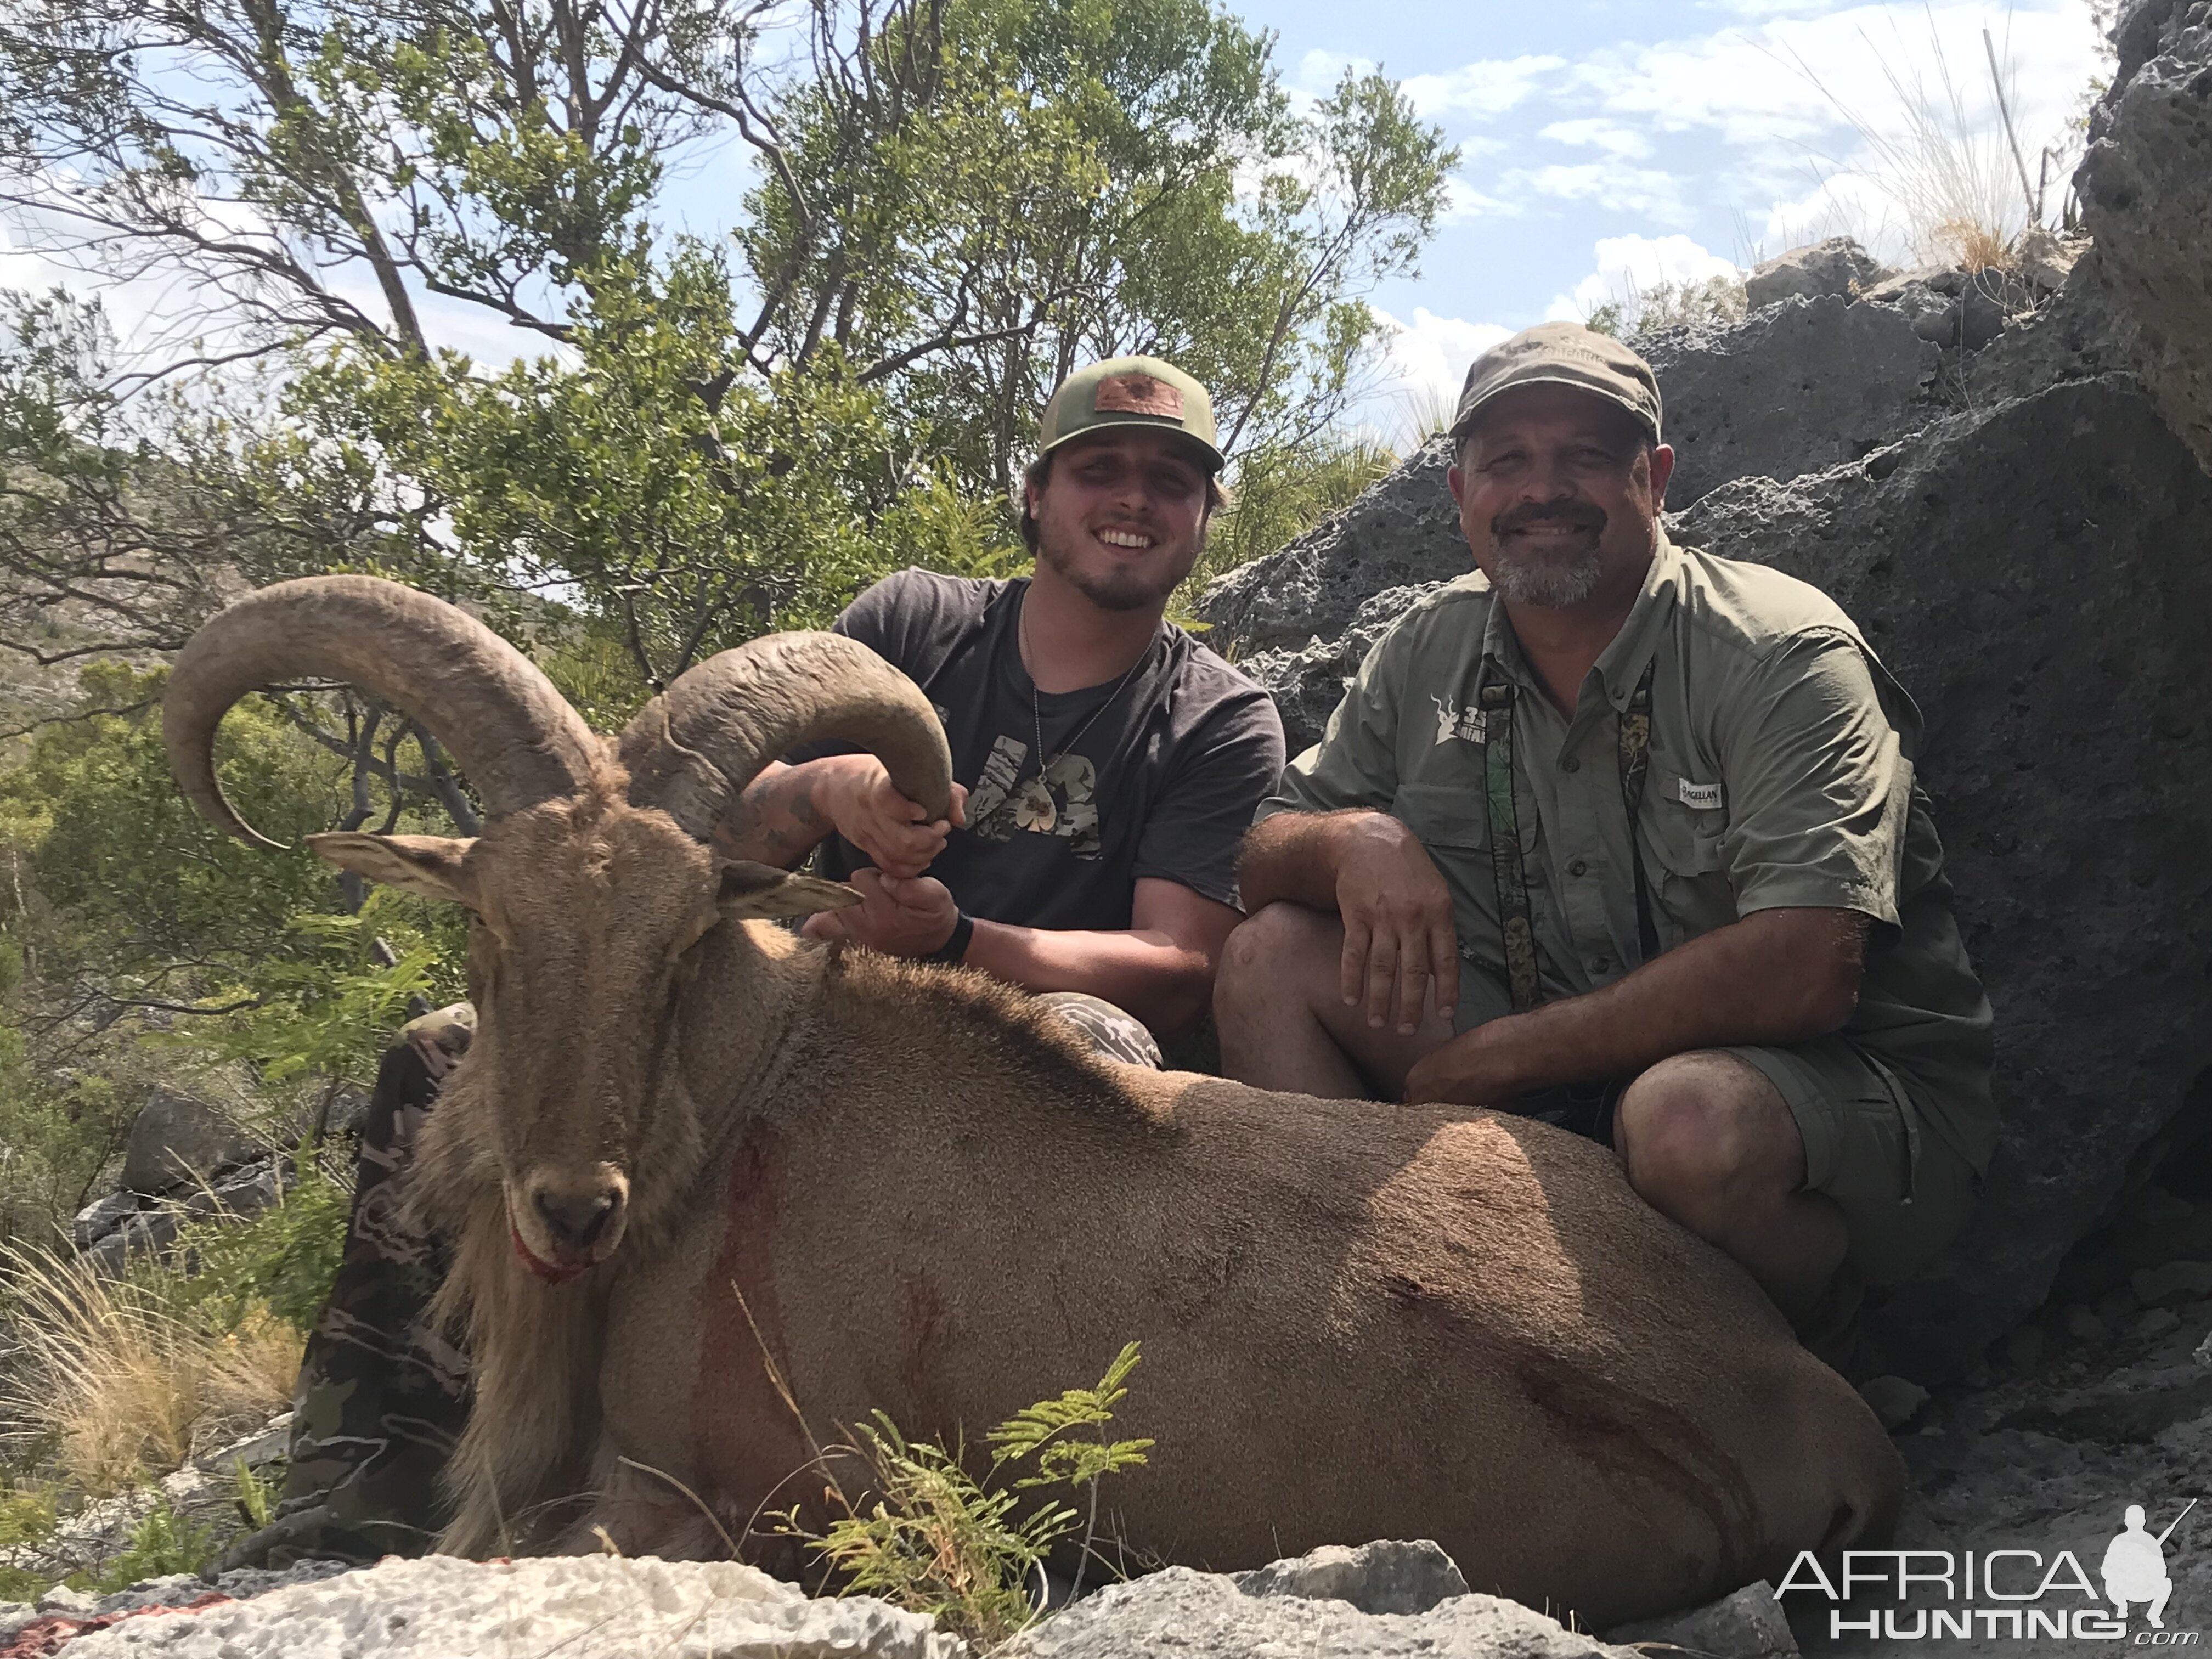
left=526, top=1167, right=630, bottom=1266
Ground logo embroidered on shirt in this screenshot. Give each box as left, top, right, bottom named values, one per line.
left=1431, top=695, right=1492, bottom=746
left=1678, top=778, right=1725, bottom=810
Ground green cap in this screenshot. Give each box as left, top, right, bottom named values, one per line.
left=1037, top=356, right=1224, bottom=471
left=1449, top=322, right=1664, bottom=447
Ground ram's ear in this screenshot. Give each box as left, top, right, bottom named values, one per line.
left=306, top=832, right=477, bottom=906
left=715, top=859, right=861, bottom=920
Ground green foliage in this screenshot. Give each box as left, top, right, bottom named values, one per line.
left=0, top=1482, right=61, bottom=1603
left=89, top=1496, right=221, bottom=1593
left=785, top=1342, right=1152, bottom=1645
left=140, top=1148, right=353, bottom=1339
left=232, top=1459, right=277, bottom=1531
left=1585, top=274, right=1748, bottom=342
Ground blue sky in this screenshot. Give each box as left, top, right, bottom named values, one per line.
left=1245, top=0, right=2102, bottom=417
left=1, top=0, right=2105, bottom=428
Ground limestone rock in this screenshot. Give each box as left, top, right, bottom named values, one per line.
left=2078, top=0, right=2212, bottom=473
left=1198, top=437, right=1468, bottom=657
left=1236, top=582, right=1448, bottom=755
left=1671, top=376, right=2212, bottom=1378
left=1857, top=267, right=2011, bottom=352
left=72, top=1189, right=142, bottom=1251
left=2132, top=1261, right=2212, bottom=1305
left=1743, top=238, right=1888, bottom=310
left=1638, top=296, right=1940, bottom=506
left=1957, top=245, right=2142, bottom=410
left=1003, top=1557, right=1634, bottom=1658
left=1229, top=1538, right=1469, bottom=1616
left=120, top=1088, right=259, bottom=1195
left=1603, top=1581, right=1798, bottom=1658
left=63, top=1555, right=962, bottom=1658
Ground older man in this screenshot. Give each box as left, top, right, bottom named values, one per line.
left=1213, top=323, right=1994, bottom=1353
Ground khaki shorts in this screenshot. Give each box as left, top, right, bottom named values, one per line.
left=1720, top=1036, right=1983, bottom=1286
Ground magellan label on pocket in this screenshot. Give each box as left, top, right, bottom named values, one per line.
left=1677, top=778, right=1725, bottom=810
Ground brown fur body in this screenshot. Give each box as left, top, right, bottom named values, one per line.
left=413, top=850, right=1901, bottom=1629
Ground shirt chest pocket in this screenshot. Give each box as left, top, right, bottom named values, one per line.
left=1644, top=768, right=1735, bottom=938
left=1389, top=777, right=1535, bottom=856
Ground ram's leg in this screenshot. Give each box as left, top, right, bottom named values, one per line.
left=551, top=1444, right=743, bottom=1560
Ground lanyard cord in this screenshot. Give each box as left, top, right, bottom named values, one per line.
left=1480, top=657, right=1662, bottom=1013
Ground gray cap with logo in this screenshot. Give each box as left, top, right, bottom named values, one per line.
left=1448, top=322, right=1664, bottom=447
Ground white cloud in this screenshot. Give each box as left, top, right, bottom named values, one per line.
left=1544, top=233, right=1743, bottom=323
left=1402, top=55, right=1569, bottom=120
left=1439, top=176, right=1523, bottom=222
left=1372, top=305, right=1512, bottom=411
left=1500, top=163, right=1696, bottom=227
left=1538, top=119, right=1655, bottom=160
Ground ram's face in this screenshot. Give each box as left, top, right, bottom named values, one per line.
left=308, top=794, right=856, bottom=1282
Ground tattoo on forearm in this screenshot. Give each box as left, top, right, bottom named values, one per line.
left=724, top=771, right=830, bottom=868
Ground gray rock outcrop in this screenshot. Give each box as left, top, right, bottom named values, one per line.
left=1743, top=236, right=1889, bottom=309
left=61, top=1555, right=961, bottom=1657
left=1602, top=1581, right=1797, bottom=1658
left=1005, top=1547, right=1634, bottom=1658
left=120, top=1088, right=259, bottom=1195
left=1671, top=375, right=2212, bottom=1377
left=2078, top=0, right=2212, bottom=474
left=1640, top=296, right=1940, bottom=506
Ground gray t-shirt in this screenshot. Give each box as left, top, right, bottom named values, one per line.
left=811, top=569, right=1284, bottom=929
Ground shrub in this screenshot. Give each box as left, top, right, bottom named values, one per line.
left=776, top=1341, right=1153, bottom=1646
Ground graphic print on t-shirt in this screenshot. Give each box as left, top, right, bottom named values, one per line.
left=965, top=736, right=1103, bottom=859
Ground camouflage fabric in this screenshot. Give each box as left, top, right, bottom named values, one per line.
left=1034, top=991, right=1164, bottom=1068
left=219, top=1037, right=469, bottom=1569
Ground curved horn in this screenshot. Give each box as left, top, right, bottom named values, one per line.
left=165, top=575, right=601, bottom=850
left=619, top=633, right=953, bottom=839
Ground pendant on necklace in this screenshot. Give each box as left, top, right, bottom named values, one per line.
left=1015, top=775, right=1058, bottom=832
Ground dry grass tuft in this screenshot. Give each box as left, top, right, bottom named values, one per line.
left=0, top=1244, right=302, bottom=1497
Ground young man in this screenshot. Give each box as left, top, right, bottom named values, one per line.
left=1213, top=323, right=1994, bottom=1361
left=733, top=353, right=1284, bottom=1043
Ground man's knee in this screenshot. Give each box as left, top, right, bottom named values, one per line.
left=1615, top=1051, right=1803, bottom=1211
left=1216, top=902, right=1339, bottom=1015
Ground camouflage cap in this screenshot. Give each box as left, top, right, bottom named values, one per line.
left=1037, top=356, right=1224, bottom=472
left=1449, top=322, right=1664, bottom=447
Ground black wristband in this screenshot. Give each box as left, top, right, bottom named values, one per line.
left=922, top=910, right=974, bottom=965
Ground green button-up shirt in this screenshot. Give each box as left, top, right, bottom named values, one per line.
left=1258, top=530, right=1995, bottom=1170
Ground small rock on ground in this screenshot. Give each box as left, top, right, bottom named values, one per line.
left=1604, top=1581, right=1798, bottom=1658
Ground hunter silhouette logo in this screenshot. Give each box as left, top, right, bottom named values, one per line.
left=1776, top=1497, right=2200, bottom=1642
left=2106, top=1501, right=2196, bottom=1629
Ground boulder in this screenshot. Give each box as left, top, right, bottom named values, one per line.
left=1004, top=1546, right=1634, bottom=1658
left=1672, top=376, right=2212, bottom=1377
left=59, top=1554, right=961, bottom=1658
left=1228, top=1539, right=1469, bottom=1616
left=1956, top=245, right=2142, bottom=410
left=1602, top=1581, right=1798, bottom=1658
left=71, top=1189, right=142, bottom=1251
left=1856, top=267, right=2012, bottom=352
left=1639, top=295, right=1940, bottom=506
left=120, top=1087, right=260, bottom=1195
left=2077, top=0, right=2212, bottom=475
left=1199, top=436, right=1469, bottom=658
left=1743, top=238, right=1889, bottom=310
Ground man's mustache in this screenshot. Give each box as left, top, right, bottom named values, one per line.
left=1493, top=501, right=1607, bottom=539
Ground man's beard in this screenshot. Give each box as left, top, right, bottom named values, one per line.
left=1486, top=502, right=1606, bottom=608
left=1038, top=522, right=1201, bottom=613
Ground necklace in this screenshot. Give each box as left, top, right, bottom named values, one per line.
left=1018, top=596, right=1147, bottom=798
